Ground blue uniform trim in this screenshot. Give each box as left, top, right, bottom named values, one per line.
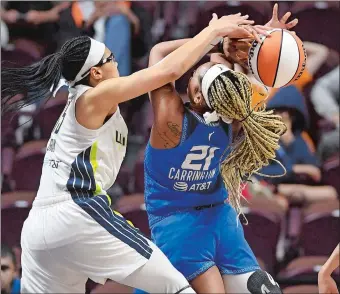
left=220, top=265, right=260, bottom=275
left=187, top=261, right=216, bottom=281
left=66, top=146, right=94, bottom=199
left=74, top=196, right=152, bottom=259
left=67, top=147, right=153, bottom=259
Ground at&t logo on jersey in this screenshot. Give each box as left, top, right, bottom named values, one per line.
left=170, top=145, right=219, bottom=192
left=173, top=182, right=188, bottom=191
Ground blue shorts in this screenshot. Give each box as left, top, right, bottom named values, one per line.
left=135, top=203, right=259, bottom=293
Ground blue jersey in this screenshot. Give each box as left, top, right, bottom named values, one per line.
left=144, top=107, right=232, bottom=221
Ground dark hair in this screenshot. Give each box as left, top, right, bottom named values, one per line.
left=1, top=244, right=16, bottom=266
left=1, top=36, right=91, bottom=115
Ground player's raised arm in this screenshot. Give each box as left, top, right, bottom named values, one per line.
left=318, top=244, right=340, bottom=294
left=1, top=13, right=253, bottom=119
left=91, top=14, right=256, bottom=105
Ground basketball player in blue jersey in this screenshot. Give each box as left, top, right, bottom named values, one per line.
left=138, top=5, right=298, bottom=294
left=1, top=14, right=257, bottom=293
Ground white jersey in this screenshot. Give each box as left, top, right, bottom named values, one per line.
left=36, top=85, right=128, bottom=201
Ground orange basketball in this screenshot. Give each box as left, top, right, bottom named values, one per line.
left=248, top=29, right=307, bottom=88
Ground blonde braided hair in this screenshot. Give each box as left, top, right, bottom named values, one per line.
left=207, top=70, right=287, bottom=217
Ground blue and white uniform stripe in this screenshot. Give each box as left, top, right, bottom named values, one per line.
left=67, top=146, right=152, bottom=259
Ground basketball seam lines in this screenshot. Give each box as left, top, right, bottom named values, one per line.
left=286, top=35, right=302, bottom=86
left=272, top=29, right=284, bottom=87
left=256, top=38, right=265, bottom=85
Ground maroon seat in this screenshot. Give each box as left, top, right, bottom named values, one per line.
left=123, top=208, right=150, bottom=238
left=322, top=155, right=340, bottom=196
left=2, top=191, right=36, bottom=209
left=115, top=166, right=131, bottom=195
left=294, top=7, right=340, bottom=52
left=1, top=112, right=18, bottom=148
left=278, top=256, right=340, bottom=286
left=91, top=280, right=132, bottom=294
left=242, top=208, right=282, bottom=273
left=1, top=48, right=37, bottom=67
left=196, top=3, right=267, bottom=35
left=283, top=285, right=319, bottom=294
left=35, top=95, right=67, bottom=139
left=291, top=1, right=339, bottom=14
left=1, top=206, right=31, bottom=247
left=1, top=146, right=15, bottom=176
left=134, top=161, right=145, bottom=193
left=300, top=200, right=340, bottom=256
left=11, top=140, right=47, bottom=191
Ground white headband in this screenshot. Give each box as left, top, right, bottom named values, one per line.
left=69, top=38, right=106, bottom=87
left=202, top=64, right=230, bottom=109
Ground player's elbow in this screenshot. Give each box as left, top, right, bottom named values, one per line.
left=158, top=63, right=180, bottom=83
left=149, top=43, right=169, bottom=67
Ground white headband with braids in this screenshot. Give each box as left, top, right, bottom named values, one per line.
left=69, top=38, right=106, bottom=87
left=51, top=38, right=106, bottom=96
left=201, top=63, right=231, bottom=109
left=201, top=64, right=233, bottom=124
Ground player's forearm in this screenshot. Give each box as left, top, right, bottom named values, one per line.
left=149, top=36, right=223, bottom=71
left=119, top=5, right=138, bottom=25
left=292, top=164, right=321, bottom=182
left=149, top=39, right=192, bottom=67
left=320, top=244, right=340, bottom=276
left=40, top=2, right=70, bottom=23
left=304, top=41, right=329, bottom=75
left=157, top=27, right=220, bottom=80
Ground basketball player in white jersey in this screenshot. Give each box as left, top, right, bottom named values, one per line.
left=1, top=13, right=258, bottom=293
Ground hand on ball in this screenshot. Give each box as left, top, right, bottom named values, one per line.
left=265, top=3, right=299, bottom=30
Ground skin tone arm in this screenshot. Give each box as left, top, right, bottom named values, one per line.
left=318, top=244, right=340, bottom=294
left=1, top=2, right=70, bottom=24
left=292, top=164, right=321, bottom=182
left=147, top=20, right=270, bottom=148
left=303, top=41, right=329, bottom=76
left=25, top=2, right=71, bottom=25
left=86, top=2, right=140, bottom=35
left=81, top=14, right=256, bottom=129
left=148, top=39, right=191, bottom=149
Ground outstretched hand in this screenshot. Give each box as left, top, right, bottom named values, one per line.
left=265, top=3, right=298, bottom=30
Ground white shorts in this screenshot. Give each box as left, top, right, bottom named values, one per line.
left=21, top=194, right=193, bottom=293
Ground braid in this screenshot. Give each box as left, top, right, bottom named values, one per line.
left=1, top=36, right=91, bottom=115
left=208, top=71, right=287, bottom=218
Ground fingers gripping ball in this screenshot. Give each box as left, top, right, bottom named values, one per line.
left=248, top=29, right=306, bottom=88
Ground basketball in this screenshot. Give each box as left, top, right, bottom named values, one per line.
left=248, top=29, right=307, bottom=88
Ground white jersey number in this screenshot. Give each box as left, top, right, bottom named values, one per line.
left=181, top=145, right=219, bottom=171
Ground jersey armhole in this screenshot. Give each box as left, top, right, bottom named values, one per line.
left=70, top=85, right=120, bottom=137
left=220, top=121, right=232, bottom=142
left=178, top=108, right=198, bottom=146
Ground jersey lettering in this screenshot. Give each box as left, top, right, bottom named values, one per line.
left=116, top=130, right=126, bottom=146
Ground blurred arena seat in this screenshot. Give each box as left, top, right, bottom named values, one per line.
left=283, top=284, right=319, bottom=294
left=300, top=199, right=340, bottom=256
left=294, top=7, right=340, bottom=52
left=1, top=205, right=31, bottom=247
left=11, top=140, right=47, bottom=190
left=242, top=207, right=283, bottom=273
left=2, top=191, right=36, bottom=209
left=34, top=91, right=68, bottom=139
left=278, top=255, right=340, bottom=286
left=322, top=154, right=340, bottom=196
left=91, top=280, right=133, bottom=294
